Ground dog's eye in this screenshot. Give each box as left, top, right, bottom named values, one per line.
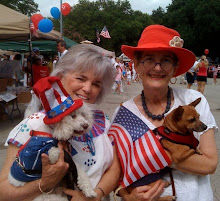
left=188, top=118, right=196, bottom=123
left=71, top=114, right=76, bottom=119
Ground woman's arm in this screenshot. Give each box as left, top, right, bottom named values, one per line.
left=174, top=129, right=218, bottom=175
left=0, top=142, right=69, bottom=201
left=95, top=146, right=121, bottom=198
left=194, top=62, right=201, bottom=71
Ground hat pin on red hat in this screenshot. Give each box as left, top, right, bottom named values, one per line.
left=33, top=76, right=83, bottom=125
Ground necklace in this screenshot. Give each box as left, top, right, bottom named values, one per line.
left=141, top=86, right=172, bottom=121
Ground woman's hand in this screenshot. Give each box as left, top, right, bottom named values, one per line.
left=120, top=180, right=166, bottom=201
left=63, top=189, right=102, bottom=201
left=40, top=142, right=69, bottom=192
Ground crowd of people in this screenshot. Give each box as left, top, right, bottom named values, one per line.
left=113, top=57, right=141, bottom=95
left=0, top=24, right=218, bottom=201
left=184, top=54, right=219, bottom=93
left=0, top=40, right=69, bottom=88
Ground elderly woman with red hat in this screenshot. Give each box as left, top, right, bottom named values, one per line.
left=109, top=25, right=218, bottom=201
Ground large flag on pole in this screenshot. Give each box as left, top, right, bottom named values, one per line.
left=100, top=26, right=111, bottom=39
left=96, top=28, right=100, bottom=43
left=108, top=106, right=172, bottom=187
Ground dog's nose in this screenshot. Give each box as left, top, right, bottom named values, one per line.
left=202, top=124, right=207, bottom=130
left=82, top=124, right=89, bottom=130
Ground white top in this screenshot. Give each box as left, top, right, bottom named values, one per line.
left=126, top=70, right=132, bottom=79
left=112, top=87, right=218, bottom=201
left=60, top=49, right=68, bottom=59
left=5, top=111, right=113, bottom=189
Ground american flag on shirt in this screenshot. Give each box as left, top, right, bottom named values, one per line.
left=100, top=26, right=111, bottom=39
left=108, top=106, right=172, bottom=187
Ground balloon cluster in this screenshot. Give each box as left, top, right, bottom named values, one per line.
left=50, top=2, right=71, bottom=18
left=31, top=2, right=71, bottom=33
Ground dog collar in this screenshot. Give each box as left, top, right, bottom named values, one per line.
left=154, top=126, right=199, bottom=150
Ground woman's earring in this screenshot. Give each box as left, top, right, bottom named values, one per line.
left=170, top=77, right=177, bottom=84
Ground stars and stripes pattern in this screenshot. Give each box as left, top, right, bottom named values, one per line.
left=30, top=21, right=39, bottom=37
left=100, top=26, right=111, bottom=39
left=108, top=106, right=172, bottom=187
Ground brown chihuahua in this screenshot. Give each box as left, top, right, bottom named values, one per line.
left=157, top=97, right=207, bottom=164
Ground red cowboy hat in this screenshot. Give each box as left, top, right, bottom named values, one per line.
left=33, top=76, right=83, bottom=125
left=121, top=25, right=195, bottom=77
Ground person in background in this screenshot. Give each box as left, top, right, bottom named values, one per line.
left=194, top=55, right=209, bottom=94
left=109, top=24, right=218, bottom=201
left=56, top=40, right=68, bottom=61
left=213, top=65, right=218, bottom=85
left=0, top=44, right=121, bottom=201
left=126, top=66, right=132, bottom=85
left=186, top=57, right=199, bottom=88
left=32, top=58, right=49, bottom=85
left=114, top=65, right=123, bottom=94
left=52, top=54, right=59, bottom=70
left=11, top=54, right=22, bottom=86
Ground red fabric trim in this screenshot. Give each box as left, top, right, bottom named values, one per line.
left=156, top=126, right=199, bottom=150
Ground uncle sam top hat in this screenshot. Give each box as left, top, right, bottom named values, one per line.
left=33, top=76, right=83, bottom=125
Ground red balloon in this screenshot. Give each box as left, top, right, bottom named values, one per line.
left=31, top=14, right=44, bottom=29
left=61, top=3, right=71, bottom=16
left=204, top=49, right=209, bottom=55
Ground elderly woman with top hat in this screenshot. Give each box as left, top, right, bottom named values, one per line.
left=109, top=25, right=218, bottom=201
left=0, top=44, right=121, bottom=201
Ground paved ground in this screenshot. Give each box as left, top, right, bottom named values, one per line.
left=0, top=77, right=219, bottom=200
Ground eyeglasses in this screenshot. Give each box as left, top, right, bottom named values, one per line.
left=139, top=58, right=175, bottom=70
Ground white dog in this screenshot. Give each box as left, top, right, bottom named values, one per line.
left=8, top=103, right=97, bottom=201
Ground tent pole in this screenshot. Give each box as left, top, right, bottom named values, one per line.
left=60, top=0, right=63, bottom=38
left=29, top=19, right=33, bottom=86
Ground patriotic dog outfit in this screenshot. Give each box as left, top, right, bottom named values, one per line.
left=9, top=77, right=83, bottom=183
left=7, top=76, right=113, bottom=189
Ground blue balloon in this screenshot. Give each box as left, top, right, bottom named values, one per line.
left=38, top=19, right=53, bottom=33
left=50, top=7, right=60, bottom=19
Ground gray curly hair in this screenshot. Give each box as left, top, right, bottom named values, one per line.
left=51, top=44, right=116, bottom=103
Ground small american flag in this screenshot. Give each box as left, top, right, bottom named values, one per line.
left=108, top=106, right=171, bottom=187
left=100, top=26, right=111, bottom=39
left=96, top=28, right=101, bottom=43
left=30, top=21, right=39, bottom=37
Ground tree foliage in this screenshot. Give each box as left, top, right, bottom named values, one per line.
left=53, top=0, right=152, bottom=55
left=1, top=0, right=39, bottom=16
left=163, top=0, right=220, bottom=58
left=52, top=0, right=220, bottom=58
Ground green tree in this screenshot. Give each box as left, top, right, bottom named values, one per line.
left=162, top=0, right=220, bottom=58
left=151, top=6, right=166, bottom=25
left=0, top=0, right=39, bottom=16
left=53, top=0, right=152, bottom=55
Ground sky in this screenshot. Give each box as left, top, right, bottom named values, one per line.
left=34, top=0, right=172, bottom=18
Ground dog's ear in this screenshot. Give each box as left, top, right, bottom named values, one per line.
left=188, top=97, right=201, bottom=107
left=172, top=106, right=184, bottom=122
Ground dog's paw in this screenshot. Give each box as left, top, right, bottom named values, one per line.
left=8, top=173, right=26, bottom=187
left=48, top=147, right=60, bottom=164
left=83, top=189, right=97, bottom=198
